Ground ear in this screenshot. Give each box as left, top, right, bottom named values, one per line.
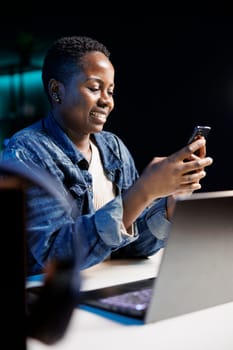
left=48, top=79, right=64, bottom=104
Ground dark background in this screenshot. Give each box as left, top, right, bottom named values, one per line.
left=0, top=15, right=232, bottom=192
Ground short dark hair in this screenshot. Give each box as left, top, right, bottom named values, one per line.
left=42, top=35, right=111, bottom=102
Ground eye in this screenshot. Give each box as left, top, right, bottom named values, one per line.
left=89, top=86, right=100, bottom=92
left=108, top=90, right=114, bottom=96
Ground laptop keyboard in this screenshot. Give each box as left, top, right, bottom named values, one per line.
left=80, top=277, right=155, bottom=318
left=99, top=287, right=152, bottom=312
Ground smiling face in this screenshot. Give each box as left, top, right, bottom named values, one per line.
left=50, top=51, right=115, bottom=141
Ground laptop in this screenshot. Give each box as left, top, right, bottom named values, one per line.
left=79, top=190, right=233, bottom=324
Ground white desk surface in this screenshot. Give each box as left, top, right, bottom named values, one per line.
left=27, top=249, right=233, bottom=350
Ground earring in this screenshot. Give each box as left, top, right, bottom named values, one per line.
left=52, top=92, right=61, bottom=103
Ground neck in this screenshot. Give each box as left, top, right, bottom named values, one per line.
left=51, top=111, right=93, bottom=161
left=78, top=140, right=92, bottom=163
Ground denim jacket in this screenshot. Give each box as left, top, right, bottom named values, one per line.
left=2, top=112, right=171, bottom=276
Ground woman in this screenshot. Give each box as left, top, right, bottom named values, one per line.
left=2, top=36, right=213, bottom=276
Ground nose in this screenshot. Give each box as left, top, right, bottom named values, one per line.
left=98, top=91, right=112, bottom=107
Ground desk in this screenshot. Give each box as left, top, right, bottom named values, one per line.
left=27, top=250, right=233, bottom=350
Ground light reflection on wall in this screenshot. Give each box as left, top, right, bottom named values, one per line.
left=0, top=70, right=48, bottom=119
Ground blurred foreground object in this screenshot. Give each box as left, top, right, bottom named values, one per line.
left=26, top=257, right=80, bottom=344
left=0, top=160, right=81, bottom=347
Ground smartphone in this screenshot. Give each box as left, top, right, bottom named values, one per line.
left=186, top=125, right=211, bottom=159
left=187, top=125, right=211, bottom=144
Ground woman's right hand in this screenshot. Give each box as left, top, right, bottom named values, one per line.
left=137, top=138, right=213, bottom=202
left=122, top=138, right=213, bottom=230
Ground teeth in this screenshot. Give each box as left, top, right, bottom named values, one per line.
left=91, top=112, right=102, bottom=117
left=90, top=112, right=106, bottom=120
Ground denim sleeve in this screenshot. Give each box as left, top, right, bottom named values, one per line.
left=111, top=197, right=171, bottom=259
left=145, top=197, right=171, bottom=240
left=27, top=193, right=139, bottom=274
left=74, top=195, right=139, bottom=269
left=27, top=193, right=169, bottom=274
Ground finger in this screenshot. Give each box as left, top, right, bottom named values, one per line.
left=170, top=138, right=206, bottom=162
left=183, top=157, right=213, bottom=174
left=194, top=136, right=206, bottom=158
left=181, top=170, right=206, bottom=184
left=198, top=143, right=206, bottom=158
left=176, top=182, right=202, bottom=193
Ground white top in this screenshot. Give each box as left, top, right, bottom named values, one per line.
left=89, top=140, right=115, bottom=210
left=88, top=140, right=134, bottom=236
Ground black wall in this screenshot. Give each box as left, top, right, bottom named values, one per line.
left=1, top=16, right=233, bottom=192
